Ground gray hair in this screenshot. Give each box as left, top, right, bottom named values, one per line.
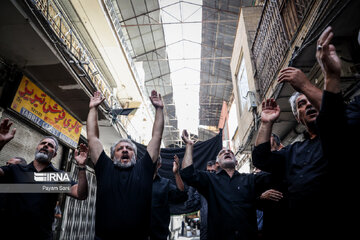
left=40, top=136, right=59, bottom=152
left=216, top=149, right=234, bottom=163
left=110, top=138, right=137, bottom=159
left=289, top=92, right=303, bottom=119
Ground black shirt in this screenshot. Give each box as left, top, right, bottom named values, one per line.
left=150, top=174, right=187, bottom=240
left=252, top=137, right=329, bottom=240
left=0, top=162, right=71, bottom=240
left=180, top=165, right=269, bottom=240
left=252, top=138, right=328, bottom=207
left=199, top=194, right=208, bottom=240
left=317, top=91, right=359, bottom=239
left=94, top=150, right=155, bottom=240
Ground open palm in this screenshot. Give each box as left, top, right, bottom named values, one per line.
left=261, top=99, right=280, bottom=124
left=0, top=119, right=16, bottom=145
left=149, top=90, right=164, bottom=109
left=89, top=91, right=105, bottom=108
left=75, top=143, right=89, bottom=166
left=181, top=129, right=194, bottom=145
left=316, top=27, right=341, bottom=78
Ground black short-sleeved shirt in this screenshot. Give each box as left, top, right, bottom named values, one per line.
left=95, top=150, right=155, bottom=239
left=150, top=175, right=187, bottom=240
left=180, top=165, right=269, bottom=240
left=0, top=162, right=73, bottom=240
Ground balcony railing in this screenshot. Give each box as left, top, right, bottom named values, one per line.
left=30, top=0, right=144, bottom=140
left=252, top=0, right=288, bottom=97
left=251, top=0, right=312, bottom=97
left=31, top=0, right=114, bottom=106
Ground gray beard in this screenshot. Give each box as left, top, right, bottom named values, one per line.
left=221, top=159, right=236, bottom=169
left=113, top=155, right=136, bottom=169
left=35, top=151, right=52, bottom=163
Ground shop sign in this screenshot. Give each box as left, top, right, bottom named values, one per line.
left=11, top=76, right=82, bottom=148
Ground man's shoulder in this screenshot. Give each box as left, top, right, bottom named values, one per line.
left=135, top=150, right=154, bottom=169
left=139, top=150, right=152, bottom=161
left=96, top=150, right=112, bottom=166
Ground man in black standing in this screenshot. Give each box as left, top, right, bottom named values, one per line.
left=0, top=118, right=88, bottom=239
left=252, top=90, right=330, bottom=240
left=180, top=130, right=270, bottom=240
left=86, top=90, right=164, bottom=239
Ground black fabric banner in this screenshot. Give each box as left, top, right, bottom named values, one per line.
left=133, top=131, right=222, bottom=215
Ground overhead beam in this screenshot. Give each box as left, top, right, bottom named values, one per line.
left=121, top=19, right=239, bottom=27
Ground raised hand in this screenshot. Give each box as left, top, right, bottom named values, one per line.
left=74, top=143, right=89, bottom=166
left=278, top=67, right=311, bottom=93
left=316, top=26, right=341, bottom=80
left=261, top=99, right=280, bottom=124
left=173, top=155, right=180, bottom=173
left=181, top=129, right=194, bottom=146
left=149, top=90, right=164, bottom=109
left=89, top=91, right=105, bottom=109
left=0, top=118, right=16, bottom=149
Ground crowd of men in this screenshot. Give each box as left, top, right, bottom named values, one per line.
left=0, top=27, right=358, bottom=240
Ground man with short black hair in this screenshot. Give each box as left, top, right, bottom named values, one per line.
left=87, top=90, right=164, bottom=239
left=0, top=118, right=88, bottom=239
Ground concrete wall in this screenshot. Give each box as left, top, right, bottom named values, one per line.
left=230, top=7, right=262, bottom=149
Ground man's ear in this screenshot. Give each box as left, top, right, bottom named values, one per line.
left=53, top=152, right=57, bottom=158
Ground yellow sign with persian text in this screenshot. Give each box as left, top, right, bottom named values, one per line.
left=11, top=76, right=82, bottom=148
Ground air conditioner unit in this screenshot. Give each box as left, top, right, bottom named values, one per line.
left=246, top=91, right=257, bottom=111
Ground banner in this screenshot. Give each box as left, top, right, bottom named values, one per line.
left=11, top=76, right=82, bottom=148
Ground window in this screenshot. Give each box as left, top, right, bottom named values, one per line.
left=236, top=58, right=249, bottom=113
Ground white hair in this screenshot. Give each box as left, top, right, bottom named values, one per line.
left=289, top=92, right=303, bottom=119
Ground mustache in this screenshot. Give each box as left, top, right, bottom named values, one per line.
left=35, top=151, right=53, bottom=163
left=113, top=155, right=136, bottom=168
left=305, top=108, right=318, bottom=116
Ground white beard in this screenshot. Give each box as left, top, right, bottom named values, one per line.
left=35, top=150, right=53, bottom=163
left=113, top=155, right=136, bottom=169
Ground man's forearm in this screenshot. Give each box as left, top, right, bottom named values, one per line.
left=255, top=122, right=273, bottom=146
left=301, top=83, right=322, bottom=111
left=152, top=107, right=164, bottom=139
left=76, top=170, right=88, bottom=200
left=182, top=144, right=193, bottom=169
left=147, top=107, right=164, bottom=162
left=324, top=77, right=341, bottom=94
left=87, top=107, right=100, bottom=139
left=174, top=172, right=185, bottom=191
